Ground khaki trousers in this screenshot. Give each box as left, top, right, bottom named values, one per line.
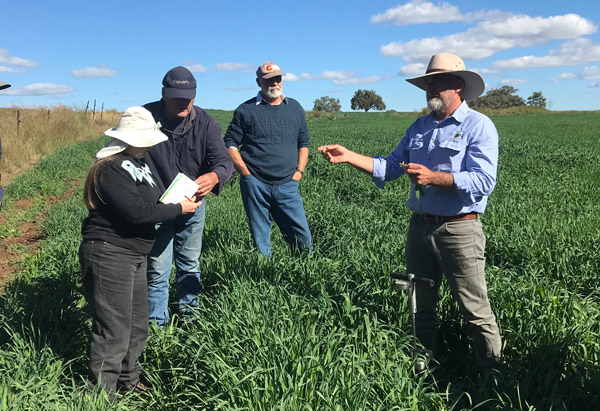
left=405, top=214, right=502, bottom=370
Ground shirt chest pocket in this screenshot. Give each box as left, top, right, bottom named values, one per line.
left=434, top=137, right=466, bottom=171
left=437, top=137, right=466, bottom=153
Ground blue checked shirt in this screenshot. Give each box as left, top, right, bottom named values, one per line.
left=372, top=101, right=498, bottom=216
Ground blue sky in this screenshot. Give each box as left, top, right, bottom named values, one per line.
left=1, top=0, right=598, bottom=112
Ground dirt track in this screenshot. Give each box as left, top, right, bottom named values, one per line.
left=0, top=186, right=80, bottom=292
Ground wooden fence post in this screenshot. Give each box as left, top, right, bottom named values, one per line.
left=16, top=109, right=21, bottom=134
left=101, top=103, right=104, bottom=119
left=85, top=101, right=89, bottom=114
left=93, top=99, right=96, bottom=120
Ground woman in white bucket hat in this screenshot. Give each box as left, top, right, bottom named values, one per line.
left=79, top=106, right=201, bottom=396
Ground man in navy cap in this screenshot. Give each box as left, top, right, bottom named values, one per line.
left=0, top=80, right=10, bottom=209
left=143, top=67, right=233, bottom=327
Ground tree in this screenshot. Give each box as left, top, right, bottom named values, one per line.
left=350, top=89, right=386, bottom=112
left=469, top=85, right=525, bottom=110
left=527, top=91, right=547, bottom=108
left=313, top=96, right=341, bottom=112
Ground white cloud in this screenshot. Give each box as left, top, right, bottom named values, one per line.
left=285, top=73, right=301, bottom=82
left=0, top=65, right=23, bottom=73
left=399, top=63, right=426, bottom=76
left=0, top=49, right=37, bottom=67
left=380, top=13, right=597, bottom=62
left=0, top=83, right=75, bottom=96
left=370, top=1, right=510, bottom=26
left=333, top=75, right=384, bottom=85
left=319, top=71, right=354, bottom=81
left=491, top=39, right=600, bottom=70
left=582, top=66, right=600, bottom=80
left=481, top=14, right=595, bottom=39
left=285, top=70, right=386, bottom=85
left=549, top=66, right=600, bottom=84
left=550, top=72, right=577, bottom=83
left=71, top=66, right=117, bottom=78
left=501, top=78, right=528, bottom=85
left=185, top=64, right=207, bottom=73
left=370, top=0, right=463, bottom=25
left=284, top=73, right=313, bottom=82
left=216, top=62, right=251, bottom=71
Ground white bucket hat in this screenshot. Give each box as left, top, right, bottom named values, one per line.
left=406, top=53, right=485, bottom=100
left=96, top=106, right=167, bottom=159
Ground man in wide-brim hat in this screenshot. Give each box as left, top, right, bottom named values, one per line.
left=0, top=80, right=11, bottom=208
left=318, top=53, right=502, bottom=374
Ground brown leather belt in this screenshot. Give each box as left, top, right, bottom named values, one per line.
left=415, top=212, right=478, bottom=224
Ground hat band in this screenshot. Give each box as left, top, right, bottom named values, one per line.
left=116, top=124, right=161, bottom=132
left=425, top=68, right=453, bottom=74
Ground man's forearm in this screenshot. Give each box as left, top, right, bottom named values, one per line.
left=297, top=147, right=309, bottom=171
left=348, top=151, right=374, bottom=175
left=227, top=147, right=250, bottom=175
left=431, top=171, right=455, bottom=190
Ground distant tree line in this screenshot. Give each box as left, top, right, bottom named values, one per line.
left=313, top=96, right=341, bottom=112
left=350, top=90, right=386, bottom=112
left=469, top=86, right=547, bottom=110
left=313, top=90, right=387, bottom=113
left=312, top=86, right=546, bottom=113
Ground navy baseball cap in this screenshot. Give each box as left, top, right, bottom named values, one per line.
left=162, top=67, right=196, bottom=99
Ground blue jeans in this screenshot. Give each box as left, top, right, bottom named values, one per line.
left=146, top=202, right=205, bottom=327
left=79, top=240, right=148, bottom=393
left=239, top=174, right=312, bottom=256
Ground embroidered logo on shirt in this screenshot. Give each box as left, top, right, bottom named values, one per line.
left=454, top=129, right=463, bottom=139
left=121, top=160, right=156, bottom=187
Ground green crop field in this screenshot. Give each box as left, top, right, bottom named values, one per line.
left=0, top=111, right=598, bottom=410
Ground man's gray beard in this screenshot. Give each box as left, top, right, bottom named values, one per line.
left=265, top=87, right=282, bottom=99
left=427, top=96, right=445, bottom=112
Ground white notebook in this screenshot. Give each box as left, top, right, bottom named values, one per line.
left=159, top=173, right=199, bottom=204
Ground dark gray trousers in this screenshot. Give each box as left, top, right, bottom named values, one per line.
left=405, top=215, right=502, bottom=371
left=79, top=241, right=149, bottom=393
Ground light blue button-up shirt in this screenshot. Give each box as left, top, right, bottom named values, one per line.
left=372, top=101, right=498, bottom=216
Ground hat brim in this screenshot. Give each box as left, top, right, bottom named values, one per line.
left=260, top=72, right=284, bottom=79
left=162, top=87, right=196, bottom=100
left=96, top=139, right=128, bottom=160
left=406, top=70, right=485, bottom=100
left=0, top=81, right=11, bottom=90
left=104, top=128, right=167, bottom=148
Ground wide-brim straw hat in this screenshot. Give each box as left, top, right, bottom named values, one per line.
left=96, top=106, right=167, bottom=159
left=406, top=53, right=485, bottom=100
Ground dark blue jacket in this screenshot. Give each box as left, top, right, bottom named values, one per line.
left=143, top=100, right=233, bottom=195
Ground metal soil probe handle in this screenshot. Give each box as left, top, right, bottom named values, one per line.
left=390, top=272, right=435, bottom=372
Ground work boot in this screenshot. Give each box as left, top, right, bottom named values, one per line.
left=117, top=381, right=153, bottom=398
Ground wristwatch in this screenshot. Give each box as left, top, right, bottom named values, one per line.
left=296, top=168, right=304, bottom=176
